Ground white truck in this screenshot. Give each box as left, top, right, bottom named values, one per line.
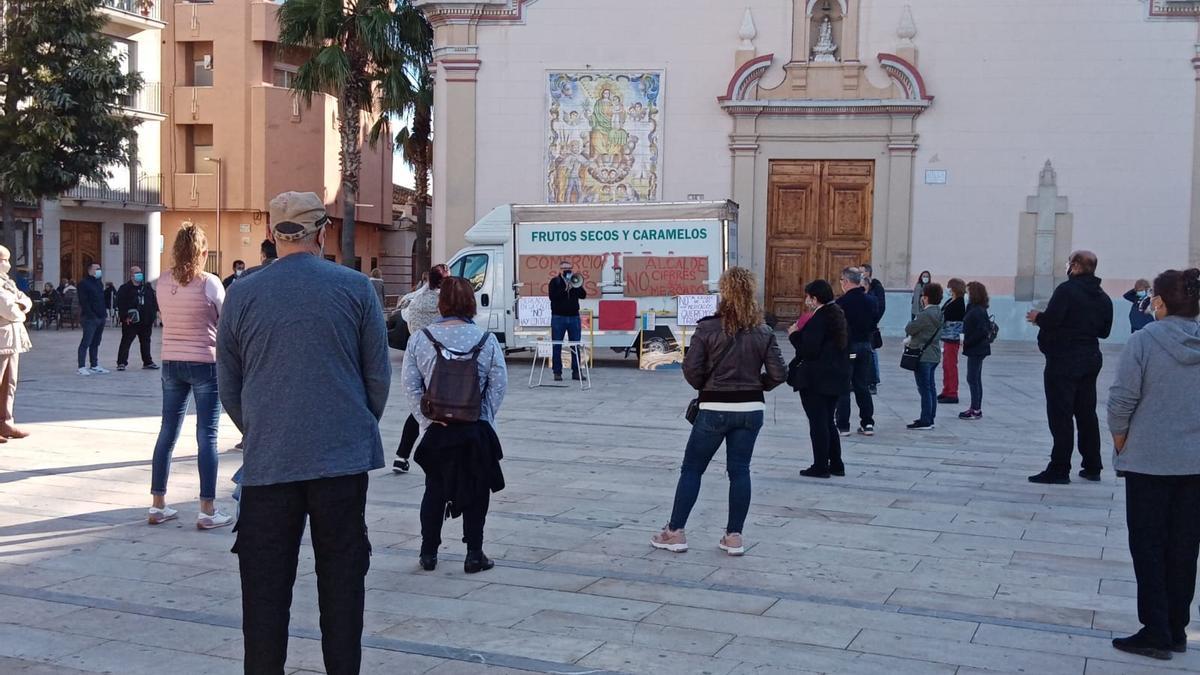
left=444, top=201, right=738, bottom=354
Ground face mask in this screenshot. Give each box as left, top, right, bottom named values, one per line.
left=93, top=269, right=103, bottom=279
left=133, top=273, right=144, bottom=283
left=235, top=269, right=243, bottom=277
left=1065, top=263, right=1074, bottom=278
left=1137, top=290, right=1148, bottom=299
left=921, top=276, right=929, bottom=284
left=563, top=270, right=572, bottom=278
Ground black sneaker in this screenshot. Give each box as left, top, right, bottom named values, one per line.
left=1112, top=632, right=1172, bottom=660
left=571, top=371, right=587, bottom=381
left=393, top=458, right=410, bottom=474
left=143, top=362, right=159, bottom=370
left=1078, top=469, right=1102, bottom=482
left=799, top=467, right=831, bottom=479
left=1028, top=471, right=1070, bottom=485
left=857, top=424, right=874, bottom=437
left=937, top=395, right=959, bottom=404
left=829, top=466, right=846, bottom=477
left=553, top=373, right=563, bottom=382
left=837, top=428, right=852, bottom=437
left=868, top=384, right=878, bottom=395
left=419, top=554, right=437, bottom=571
left=1173, top=637, right=1188, bottom=654
left=116, top=364, right=127, bottom=372
left=464, top=550, right=494, bottom=574
left=906, top=421, right=935, bottom=430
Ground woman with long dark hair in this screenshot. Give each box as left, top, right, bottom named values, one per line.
left=148, top=224, right=231, bottom=529
left=1108, top=268, right=1200, bottom=660
left=959, top=281, right=991, bottom=420
left=911, top=270, right=931, bottom=319
left=651, top=267, right=786, bottom=556
left=789, top=279, right=851, bottom=479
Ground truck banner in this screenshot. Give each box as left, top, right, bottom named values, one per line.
left=623, top=256, right=709, bottom=298
left=518, top=254, right=606, bottom=297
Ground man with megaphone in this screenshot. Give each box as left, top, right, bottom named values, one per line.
left=549, top=260, right=588, bottom=381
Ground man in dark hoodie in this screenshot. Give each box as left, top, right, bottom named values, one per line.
left=1026, top=250, right=1113, bottom=484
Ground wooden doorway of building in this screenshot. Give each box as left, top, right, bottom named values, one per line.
left=60, top=221, right=102, bottom=284
left=765, top=160, right=874, bottom=324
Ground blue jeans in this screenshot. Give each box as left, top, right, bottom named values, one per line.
left=669, top=409, right=764, bottom=534
left=78, top=317, right=105, bottom=368
left=914, top=362, right=938, bottom=424
left=871, top=349, right=881, bottom=385
left=966, top=355, right=986, bottom=410
left=551, top=314, right=582, bottom=375
left=150, top=361, right=220, bottom=500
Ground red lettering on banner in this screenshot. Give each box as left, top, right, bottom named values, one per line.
left=623, top=257, right=708, bottom=297
left=518, top=254, right=605, bottom=297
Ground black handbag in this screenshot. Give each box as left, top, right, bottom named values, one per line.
left=386, top=314, right=411, bottom=351
left=871, top=328, right=883, bottom=350
left=686, top=335, right=738, bottom=424
left=900, top=321, right=942, bottom=371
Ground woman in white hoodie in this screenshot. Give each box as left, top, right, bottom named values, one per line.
left=1108, top=268, right=1200, bottom=661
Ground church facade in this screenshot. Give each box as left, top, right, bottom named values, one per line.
left=414, top=0, right=1200, bottom=331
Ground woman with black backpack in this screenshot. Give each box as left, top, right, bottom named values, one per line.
left=400, top=276, right=508, bottom=574
left=959, top=281, right=992, bottom=420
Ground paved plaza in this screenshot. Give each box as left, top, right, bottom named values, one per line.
left=0, top=330, right=1195, bottom=674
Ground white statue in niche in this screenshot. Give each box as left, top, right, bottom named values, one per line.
left=812, top=16, right=838, bottom=63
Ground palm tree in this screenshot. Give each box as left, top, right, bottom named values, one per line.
left=380, top=2, right=433, bottom=282
left=277, top=0, right=413, bottom=269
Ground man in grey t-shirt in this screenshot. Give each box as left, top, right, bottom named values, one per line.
left=218, top=191, right=390, bottom=674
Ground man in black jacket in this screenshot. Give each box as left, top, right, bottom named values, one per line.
left=77, top=264, right=108, bottom=376
left=223, top=260, right=246, bottom=289
left=115, top=266, right=159, bottom=371
left=548, top=260, right=587, bottom=381
left=1026, top=250, right=1114, bottom=484
left=834, top=267, right=878, bottom=436
left=863, top=263, right=886, bottom=393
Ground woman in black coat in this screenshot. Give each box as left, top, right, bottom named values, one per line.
left=789, top=279, right=852, bottom=478
left=959, top=281, right=992, bottom=420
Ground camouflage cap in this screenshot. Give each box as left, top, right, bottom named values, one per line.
left=268, top=191, right=329, bottom=242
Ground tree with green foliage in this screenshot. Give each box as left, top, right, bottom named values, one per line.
left=278, top=0, right=418, bottom=270
left=377, top=0, right=432, bottom=282
left=0, top=0, right=142, bottom=252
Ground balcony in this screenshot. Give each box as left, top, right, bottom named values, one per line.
left=251, top=2, right=281, bottom=43
left=100, top=0, right=165, bottom=36
left=60, top=174, right=163, bottom=209
left=172, top=173, right=218, bottom=209
left=120, top=82, right=164, bottom=118
left=173, top=86, right=222, bottom=123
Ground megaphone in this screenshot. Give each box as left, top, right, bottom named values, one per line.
left=568, top=273, right=584, bottom=289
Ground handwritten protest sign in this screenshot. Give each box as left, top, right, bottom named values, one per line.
left=518, top=296, right=552, bottom=327
left=623, top=256, right=709, bottom=298
left=677, top=294, right=719, bottom=326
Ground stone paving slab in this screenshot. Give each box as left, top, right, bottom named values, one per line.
left=0, top=331, right=1189, bottom=674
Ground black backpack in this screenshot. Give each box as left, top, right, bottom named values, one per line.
left=987, top=315, right=1000, bottom=344
left=420, top=329, right=492, bottom=424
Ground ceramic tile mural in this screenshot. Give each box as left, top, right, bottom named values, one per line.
left=545, top=71, right=662, bottom=204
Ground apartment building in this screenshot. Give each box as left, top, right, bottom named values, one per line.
left=38, top=0, right=167, bottom=287
left=161, top=0, right=394, bottom=277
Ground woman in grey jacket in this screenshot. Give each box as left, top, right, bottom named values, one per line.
left=904, top=282, right=943, bottom=430
left=1107, top=268, right=1200, bottom=661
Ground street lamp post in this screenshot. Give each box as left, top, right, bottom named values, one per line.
left=204, top=156, right=222, bottom=272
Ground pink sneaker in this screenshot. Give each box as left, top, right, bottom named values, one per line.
left=650, top=526, right=688, bottom=552
left=719, top=533, right=745, bottom=556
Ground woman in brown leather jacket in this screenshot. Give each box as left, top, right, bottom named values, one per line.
left=651, top=267, right=786, bottom=556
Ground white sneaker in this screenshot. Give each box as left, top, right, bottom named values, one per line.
left=197, top=510, right=233, bottom=530
left=90, top=366, right=110, bottom=374
left=77, top=367, right=92, bottom=376
left=148, top=506, right=178, bottom=525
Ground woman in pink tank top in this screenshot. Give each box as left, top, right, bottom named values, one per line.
left=147, top=224, right=232, bottom=530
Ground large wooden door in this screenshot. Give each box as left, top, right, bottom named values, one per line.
left=766, top=160, right=873, bottom=323
left=60, top=221, right=102, bottom=283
